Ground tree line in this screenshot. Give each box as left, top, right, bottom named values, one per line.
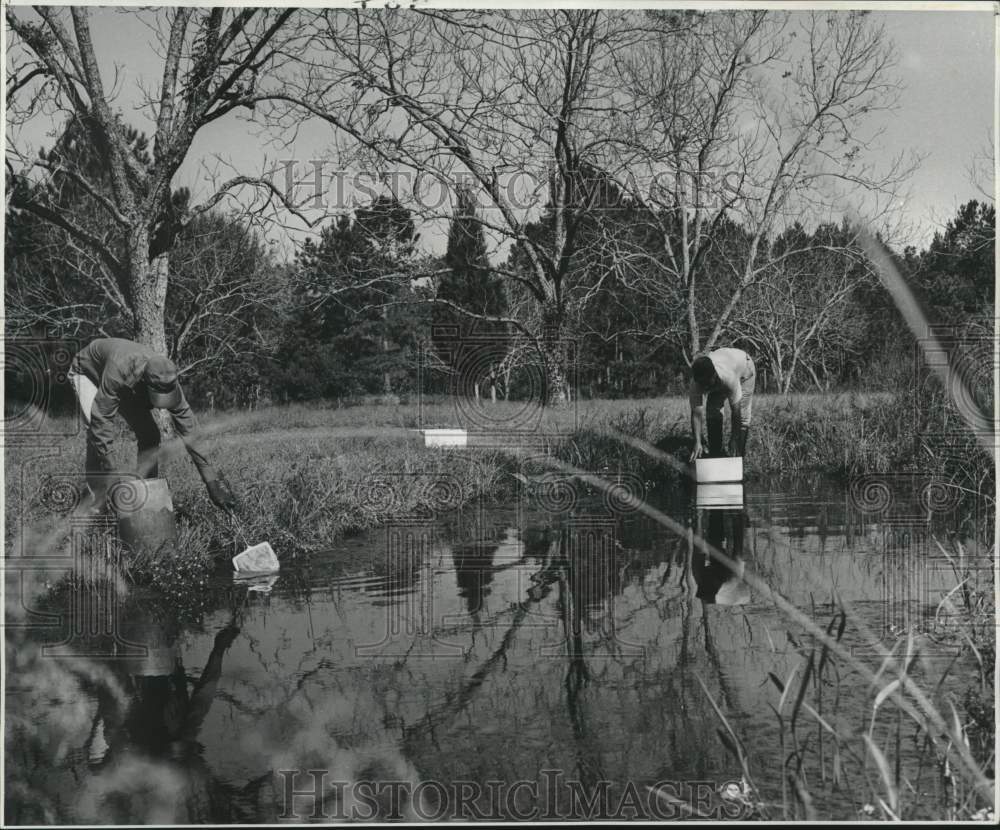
left=4, top=7, right=993, bottom=409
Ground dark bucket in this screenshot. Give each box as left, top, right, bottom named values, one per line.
left=111, top=477, right=178, bottom=554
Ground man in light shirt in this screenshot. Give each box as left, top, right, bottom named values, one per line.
left=688, top=347, right=756, bottom=462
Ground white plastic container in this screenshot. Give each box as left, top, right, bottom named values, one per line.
left=695, top=456, right=743, bottom=483
left=696, top=483, right=744, bottom=509
left=424, top=428, right=468, bottom=448
left=232, top=541, right=280, bottom=575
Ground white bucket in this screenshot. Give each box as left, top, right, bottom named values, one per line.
left=424, top=428, right=468, bottom=448
left=232, top=541, right=280, bottom=575
left=696, top=483, right=744, bottom=508
left=695, top=456, right=743, bottom=483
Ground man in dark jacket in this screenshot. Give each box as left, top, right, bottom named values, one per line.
left=68, top=338, right=236, bottom=511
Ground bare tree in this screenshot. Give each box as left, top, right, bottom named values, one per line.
left=735, top=223, right=875, bottom=392
left=5, top=6, right=300, bottom=353
left=608, top=10, right=913, bottom=363
left=967, top=129, right=994, bottom=205
left=167, top=211, right=280, bottom=381
left=262, top=8, right=660, bottom=404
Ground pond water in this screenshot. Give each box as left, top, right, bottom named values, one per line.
left=5, top=474, right=987, bottom=823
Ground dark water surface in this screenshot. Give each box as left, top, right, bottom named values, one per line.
left=5, top=475, right=984, bottom=822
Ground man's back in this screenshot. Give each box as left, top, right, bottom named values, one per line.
left=707, top=348, right=750, bottom=384
left=73, top=338, right=156, bottom=390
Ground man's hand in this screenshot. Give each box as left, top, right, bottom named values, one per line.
left=206, top=473, right=238, bottom=512
left=689, top=442, right=704, bottom=463
left=728, top=438, right=738, bottom=458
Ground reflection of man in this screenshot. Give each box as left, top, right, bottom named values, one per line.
left=694, top=510, right=750, bottom=607
left=91, top=622, right=241, bottom=763
left=84, top=621, right=242, bottom=823
left=68, top=338, right=236, bottom=511
left=688, top=348, right=756, bottom=461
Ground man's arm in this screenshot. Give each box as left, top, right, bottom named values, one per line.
left=169, top=391, right=238, bottom=511
left=166, top=392, right=212, bottom=479
left=689, top=382, right=706, bottom=462
left=180, top=624, right=240, bottom=742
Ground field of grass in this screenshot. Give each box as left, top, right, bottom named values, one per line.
left=8, top=389, right=990, bottom=562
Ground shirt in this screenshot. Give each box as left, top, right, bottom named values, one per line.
left=71, top=338, right=209, bottom=474
left=688, top=347, right=753, bottom=408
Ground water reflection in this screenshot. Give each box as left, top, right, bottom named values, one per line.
left=452, top=542, right=497, bottom=619
left=693, top=508, right=750, bottom=607
left=5, top=477, right=984, bottom=822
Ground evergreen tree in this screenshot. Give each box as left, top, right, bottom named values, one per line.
left=433, top=187, right=509, bottom=400
left=271, top=197, right=429, bottom=401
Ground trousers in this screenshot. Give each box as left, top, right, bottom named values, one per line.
left=69, top=370, right=162, bottom=487
left=705, top=354, right=755, bottom=456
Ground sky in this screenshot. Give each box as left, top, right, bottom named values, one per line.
left=5, top=3, right=997, bottom=258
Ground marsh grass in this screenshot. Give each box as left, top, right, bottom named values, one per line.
left=697, top=536, right=996, bottom=822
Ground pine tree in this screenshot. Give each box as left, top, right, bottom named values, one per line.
left=433, top=187, right=509, bottom=401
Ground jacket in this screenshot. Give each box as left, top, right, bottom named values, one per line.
left=71, top=338, right=210, bottom=475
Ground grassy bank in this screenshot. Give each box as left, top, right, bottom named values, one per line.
left=8, top=391, right=992, bottom=568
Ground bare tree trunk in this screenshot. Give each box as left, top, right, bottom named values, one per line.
left=806, top=362, right=824, bottom=391
left=784, top=346, right=803, bottom=394
left=541, top=306, right=568, bottom=406
left=129, top=240, right=170, bottom=356
left=687, top=274, right=700, bottom=357
left=381, top=306, right=392, bottom=395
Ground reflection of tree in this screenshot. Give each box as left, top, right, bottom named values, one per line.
left=452, top=542, right=499, bottom=618
left=557, top=541, right=607, bottom=793
left=564, top=523, right=624, bottom=633
left=402, top=536, right=563, bottom=744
